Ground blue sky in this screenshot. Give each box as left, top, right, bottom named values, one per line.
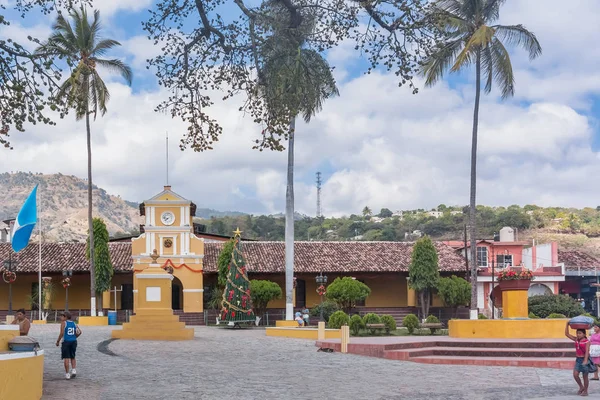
left=2, top=0, right=600, bottom=216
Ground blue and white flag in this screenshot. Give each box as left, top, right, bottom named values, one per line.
left=12, top=185, right=38, bottom=253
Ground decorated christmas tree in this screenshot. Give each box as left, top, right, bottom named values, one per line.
left=220, top=228, right=255, bottom=324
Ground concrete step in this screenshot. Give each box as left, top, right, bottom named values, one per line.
left=129, top=315, right=181, bottom=323
left=384, top=346, right=576, bottom=360
left=113, top=327, right=195, bottom=341
left=435, top=340, right=572, bottom=349
left=121, top=321, right=186, bottom=330
left=409, top=355, right=574, bottom=369
left=134, top=309, right=175, bottom=316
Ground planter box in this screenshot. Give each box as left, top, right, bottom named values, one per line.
left=499, top=279, right=531, bottom=291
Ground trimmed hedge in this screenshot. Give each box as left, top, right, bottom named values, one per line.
left=425, top=315, right=440, bottom=335
left=380, top=314, right=397, bottom=334
left=328, top=310, right=350, bottom=329
left=528, top=295, right=584, bottom=318
left=349, top=314, right=364, bottom=336
left=403, top=314, right=419, bottom=335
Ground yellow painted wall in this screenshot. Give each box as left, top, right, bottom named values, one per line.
left=449, top=319, right=577, bottom=339
left=131, top=234, right=146, bottom=255
left=250, top=273, right=410, bottom=309
left=0, top=326, right=44, bottom=400
left=0, top=326, right=18, bottom=350
left=189, top=235, right=204, bottom=255
left=0, top=273, right=133, bottom=311
left=0, top=353, right=44, bottom=400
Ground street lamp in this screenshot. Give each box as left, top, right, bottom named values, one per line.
left=62, top=269, right=73, bottom=312
left=315, top=272, right=328, bottom=322
left=2, top=254, right=18, bottom=315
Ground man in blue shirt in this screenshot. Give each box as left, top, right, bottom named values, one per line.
left=56, top=311, right=81, bottom=380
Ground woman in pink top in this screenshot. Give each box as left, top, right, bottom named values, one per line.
left=590, top=324, right=600, bottom=381
left=566, top=321, right=591, bottom=396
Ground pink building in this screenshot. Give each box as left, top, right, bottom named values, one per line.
left=444, top=227, right=565, bottom=316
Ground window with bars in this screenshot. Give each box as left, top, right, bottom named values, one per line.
left=476, top=247, right=488, bottom=267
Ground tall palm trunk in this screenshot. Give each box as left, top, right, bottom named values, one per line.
left=285, top=117, right=296, bottom=320
left=468, top=50, right=481, bottom=320
left=86, top=103, right=97, bottom=317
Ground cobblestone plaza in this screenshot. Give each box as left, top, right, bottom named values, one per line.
left=33, top=325, right=595, bottom=400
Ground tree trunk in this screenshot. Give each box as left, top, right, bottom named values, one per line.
left=469, top=50, right=482, bottom=320
left=284, top=117, right=296, bottom=320
left=86, top=108, right=97, bottom=317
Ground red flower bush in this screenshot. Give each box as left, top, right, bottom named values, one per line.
left=497, top=267, right=534, bottom=281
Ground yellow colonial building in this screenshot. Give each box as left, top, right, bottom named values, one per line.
left=131, top=186, right=204, bottom=314
left=0, top=186, right=471, bottom=325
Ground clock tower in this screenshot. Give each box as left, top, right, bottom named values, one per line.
left=130, top=185, right=205, bottom=314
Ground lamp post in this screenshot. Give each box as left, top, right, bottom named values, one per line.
left=3, top=254, right=18, bottom=315
left=62, top=269, right=73, bottom=312
left=315, top=272, right=328, bottom=322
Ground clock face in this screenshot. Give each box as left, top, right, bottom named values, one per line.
left=161, top=211, right=175, bottom=226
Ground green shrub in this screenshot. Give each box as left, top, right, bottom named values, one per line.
left=528, top=312, right=539, bottom=319
left=478, top=313, right=488, bottom=319
left=325, top=277, right=371, bottom=313
left=425, top=315, right=440, bottom=335
left=380, top=315, right=397, bottom=334
left=349, top=314, right=364, bottom=336
left=582, top=313, right=599, bottom=326
left=310, top=301, right=339, bottom=322
left=402, top=314, right=419, bottom=335
left=363, top=313, right=382, bottom=335
left=250, top=280, right=282, bottom=318
left=528, top=295, right=584, bottom=318
left=547, top=313, right=567, bottom=319
left=328, top=310, right=350, bottom=329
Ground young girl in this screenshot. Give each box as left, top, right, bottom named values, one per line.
left=590, top=324, right=600, bottom=381
left=566, top=321, right=592, bottom=396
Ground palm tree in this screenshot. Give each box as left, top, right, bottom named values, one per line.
left=260, top=7, right=339, bottom=320
left=420, top=0, right=541, bottom=319
left=37, top=8, right=132, bottom=316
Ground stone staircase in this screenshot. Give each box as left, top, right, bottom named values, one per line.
left=317, top=338, right=576, bottom=369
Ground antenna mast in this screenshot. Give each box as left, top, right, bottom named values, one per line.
left=316, top=172, right=322, bottom=218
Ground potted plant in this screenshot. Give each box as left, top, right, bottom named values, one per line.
left=497, top=267, right=534, bottom=291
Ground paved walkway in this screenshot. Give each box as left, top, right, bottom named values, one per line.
left=28, top=325, right=599, bottom=399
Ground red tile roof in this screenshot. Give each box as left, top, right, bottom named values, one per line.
left=0, top=242, right=132, bottom=273
left=0, top=241, right=466, bottom=274
left=204, top=241, right=466, bottom=273
left=559, top=249, right=600, bottom=271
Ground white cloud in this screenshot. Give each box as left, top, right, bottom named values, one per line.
left=92, top=0, right=152, bottom=18
left=2, top=0, right=600, bottom=217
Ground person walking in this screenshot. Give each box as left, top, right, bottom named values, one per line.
left=566, top=321, right=594, bottom=396
left=56, top=312, right=81, bottom=380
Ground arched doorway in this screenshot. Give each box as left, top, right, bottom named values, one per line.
left=528, top=283, right=552, bottom=297
left=172, top=276, right=184, bottom=310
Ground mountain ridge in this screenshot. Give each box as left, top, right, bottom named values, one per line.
left=0, top=172, right=245, bottom=241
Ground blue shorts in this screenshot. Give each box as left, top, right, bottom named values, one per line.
left=575, top=357, right=589, bottom=374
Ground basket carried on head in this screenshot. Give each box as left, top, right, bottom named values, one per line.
left=569, top=316, right=595, bottom=330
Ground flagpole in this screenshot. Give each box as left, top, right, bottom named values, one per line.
left=38, top=196, right=42, bottom=321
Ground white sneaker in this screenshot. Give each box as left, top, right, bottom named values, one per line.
left=65, top=373, right=71, bottom=380
left=71, top=369, right=77, bottom=378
